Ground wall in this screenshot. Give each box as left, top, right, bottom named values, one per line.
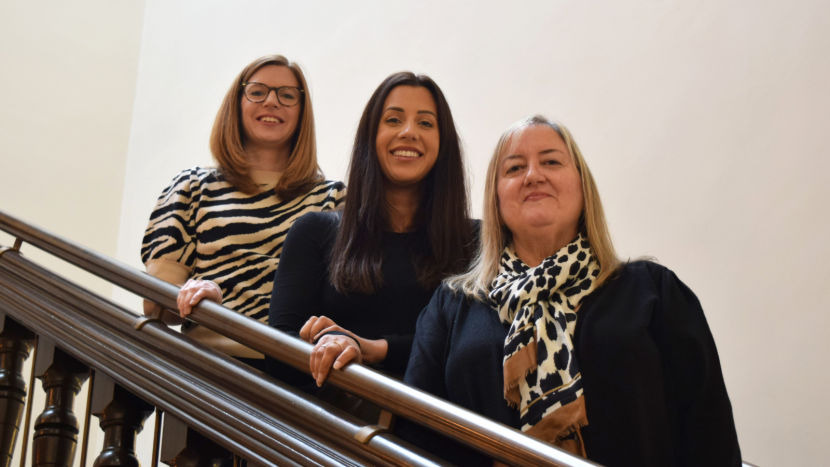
left=0, top=1, right=145, bottom=299
left=4, top=0, right=825, bottom=465
left=0, top=1, right=147, bottom=465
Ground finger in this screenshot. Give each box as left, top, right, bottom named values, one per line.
left=189, top=289, right=207, bottom=305
left=310, top=319, right=330, bottom=339
left=312, top=343, right=329, bottom=382
left=333, top=346, right=361, bottom=370
left=180, top=288, right=198, bottom=317
left=316, top=345, right=340, bottom=386
left=300, top=317, right=318, bottom=342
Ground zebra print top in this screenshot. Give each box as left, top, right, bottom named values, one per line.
left=141, top=167, right=345, bottom=357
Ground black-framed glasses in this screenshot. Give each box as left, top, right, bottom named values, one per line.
left=241, top=82, right=304, bottom=107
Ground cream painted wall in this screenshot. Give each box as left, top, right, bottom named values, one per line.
left=0, top=1, right=145, bottom=299
left=0, top=1, right=147, bottom=465
left=110, top=0, right=826, bottom=466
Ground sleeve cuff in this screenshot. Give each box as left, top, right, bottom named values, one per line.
left=145, top=258, right=192, bottom=286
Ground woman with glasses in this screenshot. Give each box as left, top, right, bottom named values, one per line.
left=267, top=72, right=477, bottom=411
left=141, top=55, right=345, bottom=371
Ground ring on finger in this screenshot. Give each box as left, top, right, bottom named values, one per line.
left=332, top=340, right=344, bottom=352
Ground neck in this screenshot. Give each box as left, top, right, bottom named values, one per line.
left=245, top=142, right=291, bottom=172
left=512, top=226, right=579, bottom=268
left=384, top=182, right=422, bottom=233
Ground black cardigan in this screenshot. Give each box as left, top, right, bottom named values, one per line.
left=397, top=261, right=741, bottom=467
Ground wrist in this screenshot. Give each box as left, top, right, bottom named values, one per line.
left=361, top=338, right=388, bottom=364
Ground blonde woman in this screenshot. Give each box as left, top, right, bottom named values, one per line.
left=141, top=55, right=345, bottom=371
left=398, top=116, right=740, bottom=467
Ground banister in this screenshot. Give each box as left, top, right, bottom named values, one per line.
left=0, top=248, right=448, bottom=467
left=0, top=209, right=594, bottom=467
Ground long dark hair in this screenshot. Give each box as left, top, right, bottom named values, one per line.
left=330, top=72, right=473, bottom=295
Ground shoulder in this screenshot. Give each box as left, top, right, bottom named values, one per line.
left=289, top=211, right=341, bottom=237
left=161, top=167, right=223, bottom=194
left=308, top=179, right=346, bottom=197
left=427, top=283, right=486, bottom=321
left=594, top=260, right=699, bottom=309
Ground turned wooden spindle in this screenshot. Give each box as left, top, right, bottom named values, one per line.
left=31, top=339, right=89, bottom=467
left=90, top=373, right=155, bottom=467
left=0, top=313, right=35, bottom=467
left=159, top=414, right=234, bottom=467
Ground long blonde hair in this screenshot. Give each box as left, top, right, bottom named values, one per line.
left=446, top=115, right=621, bottom=298
left=209, top=54, right=323, bottom=199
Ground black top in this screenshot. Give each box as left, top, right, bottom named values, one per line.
left=397, top=261, right=741, bottom=467
left=267, top=211, right=441, bottom=385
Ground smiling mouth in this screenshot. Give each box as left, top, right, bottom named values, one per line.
left=391, top=149, right=422, bottom=158
left=259, top=116, right=283, bottom=123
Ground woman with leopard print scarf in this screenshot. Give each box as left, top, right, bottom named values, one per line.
left=397, top=116, right=742, bottom=467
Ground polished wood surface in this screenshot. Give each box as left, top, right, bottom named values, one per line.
left=31, top=340, right=89, bottom=467
left=90, top=373, right=155, bottom=467
left=160, top=415, right=234, bottom=467
left=0, top=314, right=34, bottom=467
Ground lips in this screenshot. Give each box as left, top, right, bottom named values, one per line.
left=258, top=115, right=284, bottom=123
left=524, top=191, right=553, bottom=202
left=391, top=147, right=423, bottom=158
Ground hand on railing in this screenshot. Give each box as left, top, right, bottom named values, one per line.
left=300, top=316, right=389, bottom=386
left=176, top=279, right=222, bottom=317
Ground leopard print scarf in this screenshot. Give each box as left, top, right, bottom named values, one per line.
left=488, top=234, right=599, bottom=453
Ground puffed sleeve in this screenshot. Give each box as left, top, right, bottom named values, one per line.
left=140, top=169, right=201, bottom=286
left=655, top=267, right=742, bottom=467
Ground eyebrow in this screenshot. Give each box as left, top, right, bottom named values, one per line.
left=385, top=106, right=437, bottom=117
left=504, top=148, right=562, bottom=160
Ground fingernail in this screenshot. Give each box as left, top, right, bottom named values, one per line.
left=333, top=362, right=341, bottom=369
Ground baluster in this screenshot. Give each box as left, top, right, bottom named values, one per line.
left=89, top=373, right=154, bottom=467
left=0, top=312, right=35, bottom=467
left=159, top=415, right=234, bottom=467
left=31, top=339, right=89, bottom=467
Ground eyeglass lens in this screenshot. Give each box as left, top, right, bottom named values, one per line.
left=244, top=83, right=301, bottom=106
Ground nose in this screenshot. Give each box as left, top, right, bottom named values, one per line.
left=397, top=119, right=418, bottom=140
left=524, top=160, right=545, bottom=185
left=263, top=89, right=282, bottom=108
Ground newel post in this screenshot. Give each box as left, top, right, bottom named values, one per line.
left=31, top=339, right=90, bottom=467
left=0, top=312, right=35, bottom=467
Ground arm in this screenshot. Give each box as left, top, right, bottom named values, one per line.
left=267, top=213, right=331, bottom=386
left=656, top=267, right=742, bottom=467
left=141, top=169, right=202, bottom=325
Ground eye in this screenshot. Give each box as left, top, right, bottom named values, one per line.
left=385, top=116, right=402, bottom=124
left=419, top=120, right=435, bottom=128
left=542, top=158, right=561, bottom=166
left=506, top=164, right=523, bottom=174
left=250, top=90, right=266, bottom=97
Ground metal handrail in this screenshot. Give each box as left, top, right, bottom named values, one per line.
left=0, top=209, right=595, bottom=467
left=0, top=246, right=447, bottom=466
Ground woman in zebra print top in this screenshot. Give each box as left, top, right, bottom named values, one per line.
left=141, top=55, right=345, bottom=367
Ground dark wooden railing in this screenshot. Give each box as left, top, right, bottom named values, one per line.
left=0, top=210, right=759, bottom=466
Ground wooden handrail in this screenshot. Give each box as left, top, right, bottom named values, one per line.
left=0, top=209, right=596, bottom=467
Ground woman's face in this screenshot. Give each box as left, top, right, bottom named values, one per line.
left=375, top=86, right=440, bottom=188
left=240, top=65, right=302, bottom=153
left=496, top=125, right=583, bottom=243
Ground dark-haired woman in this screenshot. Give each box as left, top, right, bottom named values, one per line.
left=268, top=72, right=476, bottom=395
left=141, top=55, right=345, bottom=370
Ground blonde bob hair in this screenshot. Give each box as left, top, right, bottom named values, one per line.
left=446, top=115, right=621, bottom=298
left=209, top=54, right=323, bottom=198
